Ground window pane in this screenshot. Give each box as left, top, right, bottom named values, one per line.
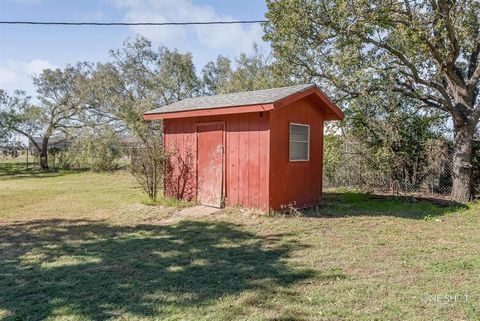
left=289, top=124, right=309, bottom=161
left=290, top=125, right=308, bottom=142
left=290, top=132, right=308, bottom=142
left=290, top=142, right=308, bottom=160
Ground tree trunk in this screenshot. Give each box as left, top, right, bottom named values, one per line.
left=39, top=137, right=49, bottom=170
left=451, top=123, right=475, bottom=203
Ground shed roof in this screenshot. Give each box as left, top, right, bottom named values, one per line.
left=143, top=84, right=344, bottom=120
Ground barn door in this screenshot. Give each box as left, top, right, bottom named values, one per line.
left=196, top=123, right=224, bottom=207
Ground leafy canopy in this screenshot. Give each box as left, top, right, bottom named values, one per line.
left=265, top=0, right=480, bottom=127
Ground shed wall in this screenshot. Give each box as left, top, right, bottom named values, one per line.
left=164, top=112, right=270, bottom=210
left=269, top=98, right=324, bottom=210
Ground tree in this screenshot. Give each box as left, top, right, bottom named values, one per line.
left=0, top=90, right=43, bottom=159
left=69, top=126, right=122, bottom=172
left=84, top=37, right=201, bottom=138
left=225, top=45, right=287, bottom=93
left=265, top=0, right=480, bottom=202
left=201, top=55, right=233, bottom=95
left=0, top=108, right=11, bottom=143
left=82, top=36, right=201, bottom=200
left=336, top=93, right=450, bottom=193
left=0, top=64, right=89, bottom=169
left=202, top=45, right=290, bottom=95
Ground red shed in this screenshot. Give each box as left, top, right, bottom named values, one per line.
left=143, top=84, right=343, bottom=211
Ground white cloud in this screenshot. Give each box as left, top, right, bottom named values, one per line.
left=124, top=9, right=187, bottom=45
left=110, top=0, right=265, bottom=56
left=0, top=59, right=56, bottom=95
left=82, top=10, right=105, bottom=21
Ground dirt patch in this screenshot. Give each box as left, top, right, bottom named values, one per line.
left=154, top=205, right=222, bottom=225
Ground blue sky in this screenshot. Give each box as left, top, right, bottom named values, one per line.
left=0, top=0, right=268, bottom=95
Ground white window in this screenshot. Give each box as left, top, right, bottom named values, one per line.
left=289, top=123, right=310, bottom=161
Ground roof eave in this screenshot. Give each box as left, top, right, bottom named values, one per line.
left=143, top=103, right=275, bottom=120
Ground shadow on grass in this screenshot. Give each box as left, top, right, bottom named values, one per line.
left=0, top=219, right=314, bottom=320
left=300, top=192, right=467, bottom=219
left=0, top=162, right=88, bottom=180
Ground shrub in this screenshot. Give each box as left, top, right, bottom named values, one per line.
left=131, top=134, right=164, bottom=202
left=70, top=129, right=122, bottom=172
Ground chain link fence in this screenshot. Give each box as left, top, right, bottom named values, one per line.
left=323, top=137, right=458, bottom=199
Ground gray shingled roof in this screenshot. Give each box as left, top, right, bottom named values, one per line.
left=144, top=84, right=315, bottom=115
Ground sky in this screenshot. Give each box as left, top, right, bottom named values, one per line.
left=0, top=0, right=268, bottom=96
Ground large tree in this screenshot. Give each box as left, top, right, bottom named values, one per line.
left=0, top=90, right=43, bottom=160
left=0, top=90, right=42, bottom=148
left=201, top=55, right=233, bottom=95
left=81, top=37, right=202, bottom=201
left=84, top=36, right=201, bottom=139
left=265, top=0, right=480, bottom=202
left=34, top=64, right=89, bottom=169
left=0, top=64, right=88, bottom=169
left=201, top=46, right=290, bottom=95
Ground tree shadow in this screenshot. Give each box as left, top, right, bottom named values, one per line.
left=0, top=219, right=314, bottom=320
left=0, top=162, right=87, bottom=180
left=299, top=192, right=467, bottom=219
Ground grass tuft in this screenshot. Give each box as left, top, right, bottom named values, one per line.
left=141, top=196, right=192, bottom=208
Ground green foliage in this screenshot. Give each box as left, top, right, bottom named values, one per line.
left=201, top=55, right=233, bottom=95
left=201, top=45, right=290, bottom=95
left=324, top=105, right=451, bottom=193
left=69, top=128, right=122, bottom=172
left=155, top=47, right=201, bottom=104
left=265, top=0, right=480, bottom=113
left=265, top=0, right=480, bottom=201
left=0, top=90, right=41, bottom=144
left=0, top=65, right=90, bottom=169
left=323, top=135, right=343, bottom=183
left=82, top=36, right=201, bottom=199
left=323, top=82, right=451, bottom=192
left=222, top=46, right=279, bottom=92
left=84, top=36, right=200, bottom=142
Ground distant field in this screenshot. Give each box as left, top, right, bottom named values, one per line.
left=0, top=161, right=479, bottom=321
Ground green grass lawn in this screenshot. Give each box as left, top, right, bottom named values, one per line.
left=0, top=160, right=479, bottom=320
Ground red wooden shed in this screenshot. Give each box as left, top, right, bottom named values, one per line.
left=143, top=84, right=344, bottom=211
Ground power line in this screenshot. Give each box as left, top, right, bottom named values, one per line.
left=0, top=20, right=268, bottom=26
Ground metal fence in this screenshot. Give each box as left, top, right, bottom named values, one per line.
left=323, top=139, right=456, bottom=198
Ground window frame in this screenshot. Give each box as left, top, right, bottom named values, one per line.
left=289, top=123, right=310, bottom=162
